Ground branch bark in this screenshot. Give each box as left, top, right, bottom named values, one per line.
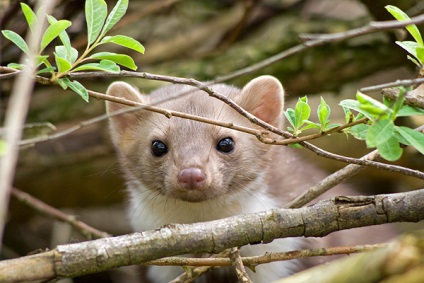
left=1, top=189, right=423, bottom=282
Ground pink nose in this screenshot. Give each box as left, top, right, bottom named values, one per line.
left=177, top=168, right=206, bottom=190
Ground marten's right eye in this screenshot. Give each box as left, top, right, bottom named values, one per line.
left=151, top=140, right=168, bottom=157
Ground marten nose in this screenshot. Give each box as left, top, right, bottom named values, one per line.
left=177, top=168, right=206, bottom=190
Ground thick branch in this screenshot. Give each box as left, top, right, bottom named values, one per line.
left=0, top=189, right=423, bottom=282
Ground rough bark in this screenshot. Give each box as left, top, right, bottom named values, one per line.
left=0, top=189, right=423, bottom=282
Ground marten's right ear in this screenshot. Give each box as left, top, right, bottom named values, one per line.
left=238, top=76, right=285, bottom=129
left=105, top=81, right=146, bottom=134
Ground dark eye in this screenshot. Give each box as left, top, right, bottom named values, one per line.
left=151, top=140, right=168, bottom=157
left=216, top=137, right=235, bottom=153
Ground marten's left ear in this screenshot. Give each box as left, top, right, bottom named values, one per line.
left=238, top=75, right=284, bottom=128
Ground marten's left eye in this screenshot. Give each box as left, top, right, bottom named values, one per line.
left=151, top=140, right=168, bottom=157
left=216, top=137, right=235, bottom=154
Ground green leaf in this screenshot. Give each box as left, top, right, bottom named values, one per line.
left=100, top=0, right=128, bottom=37
left=55, top=55, right=72, bottom=73
left=349, top=124, right=369, bottom=140
left=339, top=99, right=374, bottom=120
left=407, top=55, right=422, bottom=67
left=318, top=97, right=330, bottom=126
left=57, top=78, right=69, bottom=89
left=395, top=41, right=419, bottom=58
left=35, top=55, right=50, bottom=68
left=386, top=5, right=423, bottom=46
left=284, top=108, right=296, bottom=129
left=86, top=0, right=107, bottom=44
left=36, top=66, right=56, bottom=74
left=47, top=16, right=73, bottom=58
left=302, top=120, right=321, bottom=130
left=101, top=35, right=145, bottom=53
left=295, top=97, right=311, bottom=128
left=377, top=136, right=403, bottom=161
left=2, top=30, right=30, bottom=55
left=395, top=126, right=424, bottom=155
left=89, top=52, right=137, bottom=70
left=396, top=105, right=424, bottom=117
left=357, top=91, right=392, bottom=118
left=21, top=3, right=38, bottom=32
left=58, top=78, right=89, bottom=102
left=0, top=140, right=7, bottom=156
left=366, top=120, right=394, bottom=148
left=40, top=20, right=72, bottom=52
left=72, top=59, right=120, bottom=73
left=7, top=63, right=24, bottom=69
left=55, top=45, right=78, bottom=64
left=416, top=47, right=424, bottom=63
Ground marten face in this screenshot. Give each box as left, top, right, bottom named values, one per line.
left=106, top=77, right=284, bottom=203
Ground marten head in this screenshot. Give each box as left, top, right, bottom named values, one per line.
left=106, top=76, right=284, bottom=203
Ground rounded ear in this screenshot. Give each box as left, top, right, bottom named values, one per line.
left=105, top=81, right=146, bottom=136
left=237, top=75, right=285, bottom=128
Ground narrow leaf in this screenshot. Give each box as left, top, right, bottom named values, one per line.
left=357, top=91, right=392, bottom=118
left=57, top=78, right=69, bottom=90
left=395, top=41, right=419, bottom=58
left=395, top=126, right=424, bottom=155
left=72, top=59, right=120, bottom=73
left=2, top=30, right=30, bottom=55
left=294, top=97, right=311, bottom=128
left=7, top=63, right=24, bottom=69
left=100, top=0, right=128, bottom=37
left=101, top=35, right=145, bottom=53
left=366, top=120, right=394, bottom=148
left=377, top=136, right=403, bottom=161
left=284, top=109, right=296, bottom=130
left=40, top=20, right=72, bottom=52
left=406, top=55, right=422, bottom=67
left=89, top=52, right=137, bottom=70
left=47, top=16, right=73, bottom=58
left=86, top=0, right=107, bottom=44
left=416, top=47, right=424, bottom=63
left=339, top=99, right=374, bottom=120
left=21, top=3, right=38, bottom=32
left=386, top=5, right=424, bottom=46
left=318, top=96, right=330, bottom=126
left=36, top=67, right=56, bottom=75
left=55, top=55, right=72, bottom=73
left=60, top=78, right=89, bottom=102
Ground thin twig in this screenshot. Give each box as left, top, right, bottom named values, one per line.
left=286, top=150, right=381, bottom=209
left=145, top=244, right=386, bottom=267
left=169, top=250, right=232, bottom=283
left=360, top=77, right=424, bottom=93
left=229, top=247, right=252, bottom=283
left=11, top=188, right=111, bottom=239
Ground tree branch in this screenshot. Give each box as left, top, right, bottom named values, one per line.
left=11, top=188, right=111, bottom=239
left=274, top=230, right=424, bottom=283
left=146, top=244, right=385, bottom=267
left=0, top=189, right=423, bottom=282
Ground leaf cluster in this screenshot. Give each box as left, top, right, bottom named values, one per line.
left=341, top=89, right=424, bottom=161
left=1, top=0, right=144, bottom=102
left=386, top=5, right=424, bottom=72
left=284, top=96, right=341, bottom=138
